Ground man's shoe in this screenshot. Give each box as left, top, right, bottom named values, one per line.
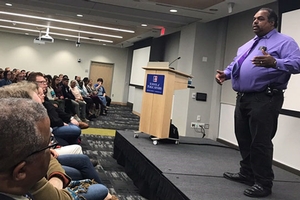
left=78, top=121, right=89, bottom=129
left=223, top=172, right=254, bottom=186
left=244, top=184, right=271, bottom=198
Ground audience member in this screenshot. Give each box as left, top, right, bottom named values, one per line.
left=61, top=76, right=83, bottom=121
left=84, top=78, right=104, bottom=116
left=0, top=70, right=12, bottom=87
left=0, top=82, right=118, bottom=200
left=27, top=72, right=48, bottom=93
left=74, top=75, right=81, bottom=86
left=94, top=78, right=109, bottom=115
left=77, top=80, right=96, bottom=119
left=45, top=74, right=65, bottom=109
left=58, top=74, right=64, bottom=81
left=14, top=72, right=25, bottom=83
left=0, top=69, right=4, bottom=79
left=0, top=98, right=73, bottom=200
left=68, top=79, right=89, bottom=122
left=37, top=87, right=83, bottom=146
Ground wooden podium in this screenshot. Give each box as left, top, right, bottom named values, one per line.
left=138, top=62, right=191, bottom=144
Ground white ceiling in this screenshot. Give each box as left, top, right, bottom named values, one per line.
left=0, top=0, right=276, bottom=47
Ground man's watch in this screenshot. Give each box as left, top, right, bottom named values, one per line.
left=70, top=117, right=74, bottom=121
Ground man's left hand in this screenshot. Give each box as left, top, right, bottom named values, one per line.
left=252, top=49, right=277, bottom=68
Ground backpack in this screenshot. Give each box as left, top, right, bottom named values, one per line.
left=169, top=123, right=179, bottom=139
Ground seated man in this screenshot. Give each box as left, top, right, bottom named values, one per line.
left=0, top=98, right=72, bottom=199
left=0, top=82, right=118, bottom=200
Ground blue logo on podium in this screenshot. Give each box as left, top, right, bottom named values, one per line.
left=145, top=74, right=165, bottom=95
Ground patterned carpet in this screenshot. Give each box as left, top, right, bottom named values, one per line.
left=81, top=105, right=146, bottom=200
left=81, top=134, right=146, bottom=200
left=88, top=104, right=140, bottom=131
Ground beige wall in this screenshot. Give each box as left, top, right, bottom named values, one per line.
left=0, top=32, right=129, bottom=103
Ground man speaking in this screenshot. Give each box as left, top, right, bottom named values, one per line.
left=215, top=8, right=300, bottom=198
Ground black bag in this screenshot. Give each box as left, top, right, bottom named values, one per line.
left=169, top=123, right=179, bottom=139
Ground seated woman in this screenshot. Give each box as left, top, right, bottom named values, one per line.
left=52, top=75, right=76, bottom=114
left=94, top=78, right=109, bottom=115
left=45, top=74, right=65, bottom=110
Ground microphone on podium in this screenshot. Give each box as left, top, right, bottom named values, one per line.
left=169, top=57, right=181, bottom=69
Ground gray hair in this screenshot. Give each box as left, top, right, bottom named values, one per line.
left=0, top=81, right=38, bottom=99
left=0, top=98, right=48, bottom=172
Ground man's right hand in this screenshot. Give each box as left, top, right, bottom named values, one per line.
left=215, top=70, right=226, bottom=85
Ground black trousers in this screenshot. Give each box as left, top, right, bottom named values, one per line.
left=105, top=96, right=111, bottom=106
left=234, top=90, right=283, bottom=189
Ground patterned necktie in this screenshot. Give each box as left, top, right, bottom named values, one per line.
left=232, top=38, right=261, bottom=78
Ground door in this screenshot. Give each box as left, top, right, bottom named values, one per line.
left=89, top=62, right=114, bottom=96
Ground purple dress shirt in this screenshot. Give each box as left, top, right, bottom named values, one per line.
left=224, top=29, right=300, bottom=92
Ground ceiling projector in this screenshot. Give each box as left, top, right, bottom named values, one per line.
left=33, top=27, right=54, bottom=44
left=33, top=38, right=45, bottom=45
left=40, top=34, right=54, bottom=43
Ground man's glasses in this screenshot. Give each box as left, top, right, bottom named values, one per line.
left=36, top=81, right=47, bottom=84
left=7, top=142, right=58, bottom=172
left=26, top=142, right=58, bottom=158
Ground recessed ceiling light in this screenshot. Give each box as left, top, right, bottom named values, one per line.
left=77, top=14, right=83, bottom=17
left=141, top=24, right=147, bottom=27
left=65, top=38, right=69, bottom=40
left=5, top=3, right=12, bottom=6
left=103, top=44, right=106, bottom=45
left=170, top=9, right=177, bottom=13
left=25, top=33, right=29, bottom=35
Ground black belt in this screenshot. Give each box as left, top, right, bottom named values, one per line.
left=237, top=87, right=283, bottom=96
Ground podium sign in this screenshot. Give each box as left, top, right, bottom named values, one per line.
left=139, top=62, right=191, bottom=139
left=145, top=74, right=165, bottom=95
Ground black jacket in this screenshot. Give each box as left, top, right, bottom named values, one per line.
left=43, top=101, right=72, bottom=127
left=61, top=84, right=75, bottom=100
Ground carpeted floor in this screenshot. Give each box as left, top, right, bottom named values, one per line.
left=81, top=134, right=146, bottom=200
left=80, top=104, right=146, bottom=200
left=88, top=104, right=140, bottom=131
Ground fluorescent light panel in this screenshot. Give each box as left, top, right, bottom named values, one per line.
left=0, top=11, right=135, bottom=33
left=0, top=25, right=113, bottom=43
left=0, top=19, right=123, bottom=38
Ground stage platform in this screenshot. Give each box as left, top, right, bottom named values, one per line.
left=113, top=130, right=300, bottom=200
